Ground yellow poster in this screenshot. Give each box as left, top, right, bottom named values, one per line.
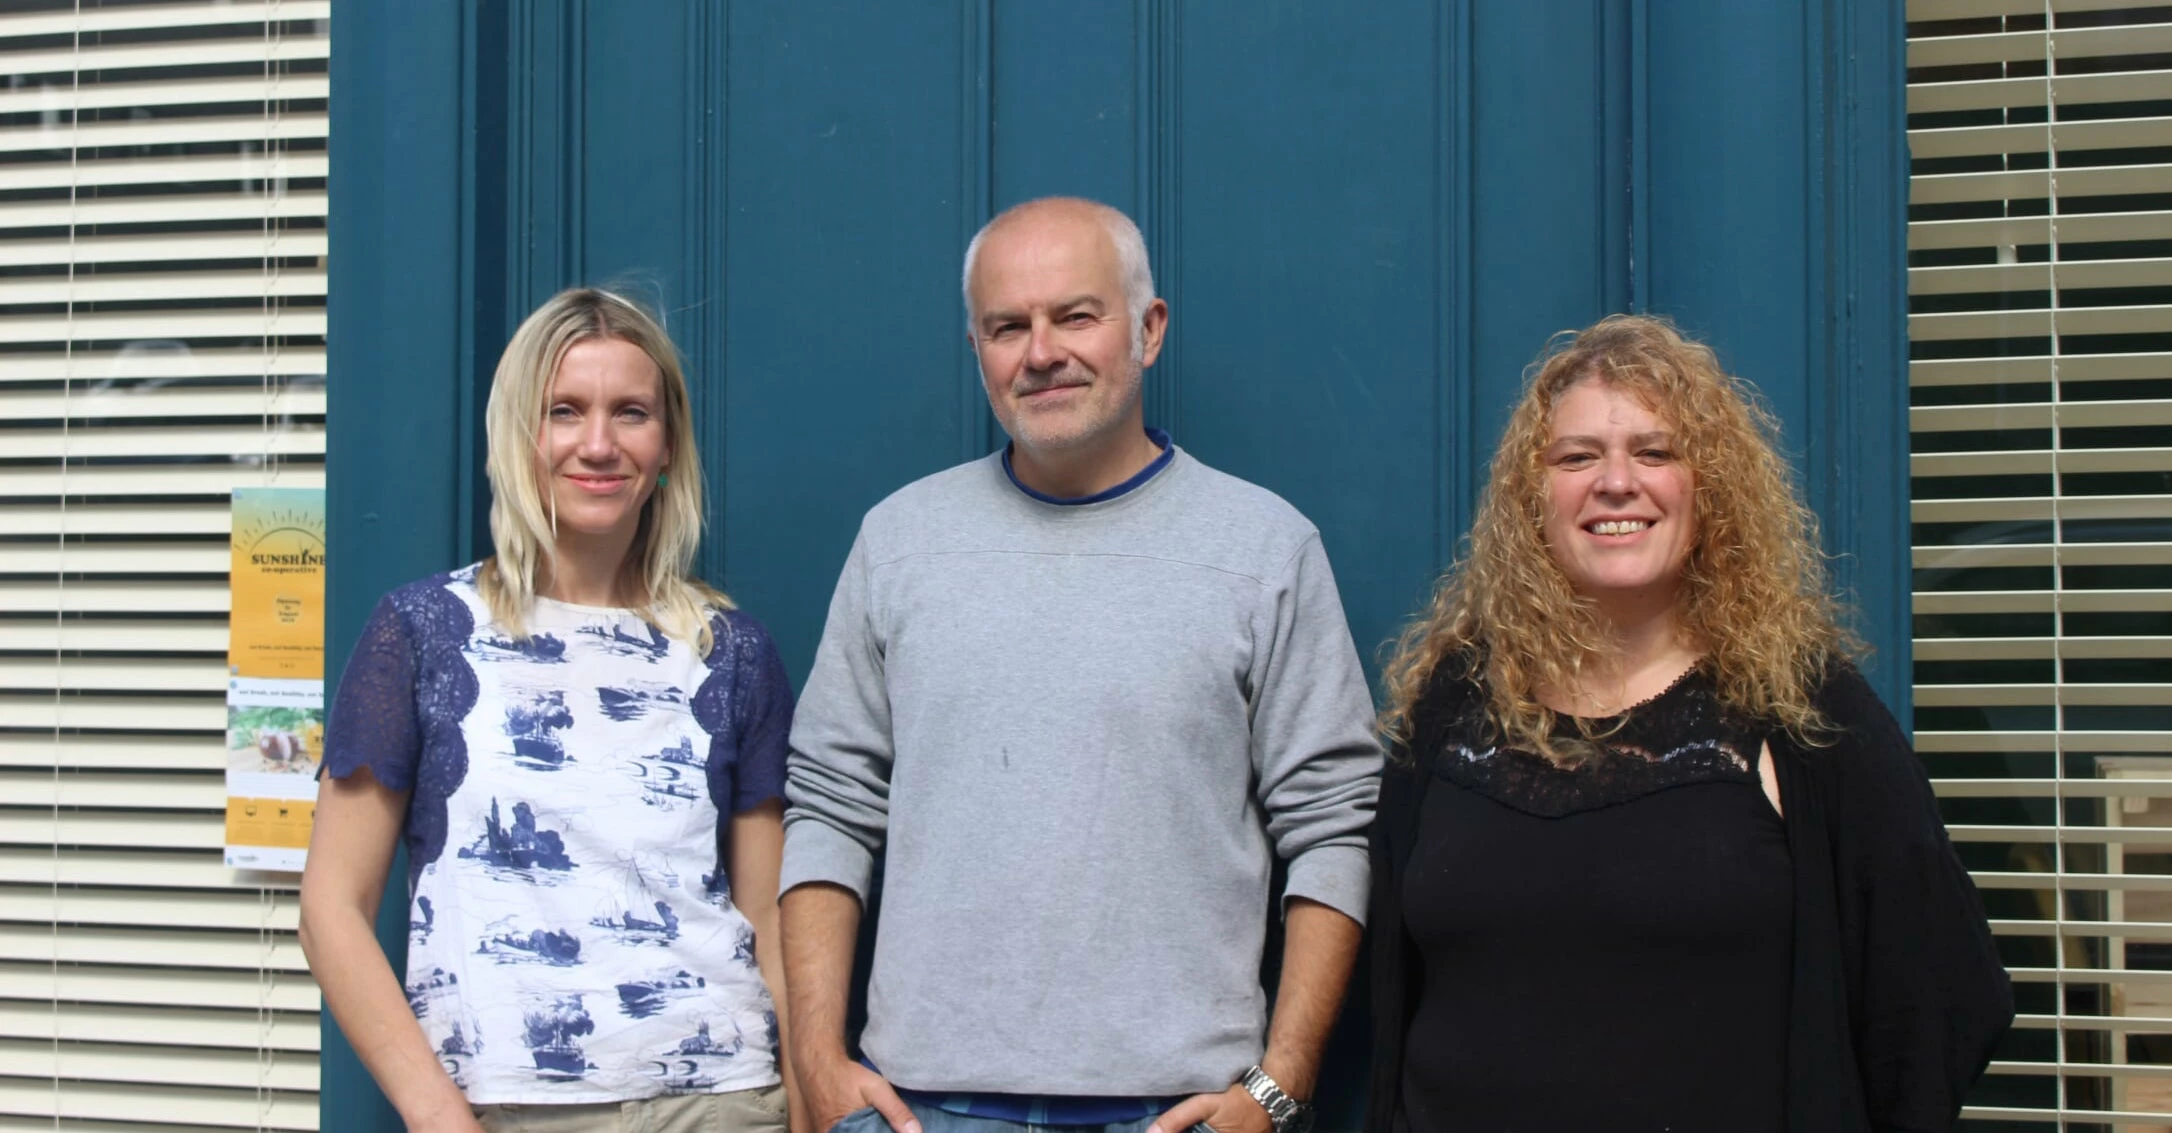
left=225, top=487, right=326, bottom=872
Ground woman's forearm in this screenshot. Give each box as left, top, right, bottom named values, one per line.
left=750, top=904, right=808, bottom=1132
left=300, top=900, right=476, bottom=1130
left=299, top=771, right=477, bottom=1132
left=733, top=800, right=803, bottom=1130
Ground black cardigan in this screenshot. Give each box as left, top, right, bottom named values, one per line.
left=1365, top=663, right=2014, bottom=1133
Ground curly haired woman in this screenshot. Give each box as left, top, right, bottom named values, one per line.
left=1365, top=315, right=2011, bottom=1133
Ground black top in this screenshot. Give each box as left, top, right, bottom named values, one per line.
left=1399, top=668, right=1790, bottom=1133
left=1368, top=658, right=2015, bottom=1133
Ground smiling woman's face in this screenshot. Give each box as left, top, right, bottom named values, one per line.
left=537, top=336, right=669, bottom=545
left=1540, top=377, right=1698, bottom=616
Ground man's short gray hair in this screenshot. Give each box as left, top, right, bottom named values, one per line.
left=961, top=198, right=1157, bottom=340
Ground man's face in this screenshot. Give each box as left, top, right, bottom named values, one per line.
left=967, top=210, right=1161, bottom=460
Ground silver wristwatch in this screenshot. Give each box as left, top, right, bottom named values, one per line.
left=1239, top=1065, right=1314, bottom=1133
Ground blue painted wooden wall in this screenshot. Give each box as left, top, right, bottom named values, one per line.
left=326, top=2, right=1906, bottom=1129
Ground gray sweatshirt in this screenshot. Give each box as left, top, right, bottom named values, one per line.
left=781, top=447, right=1382, bottom=1096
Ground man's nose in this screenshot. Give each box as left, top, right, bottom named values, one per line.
left=1024, top=319, right=1064, bottom=371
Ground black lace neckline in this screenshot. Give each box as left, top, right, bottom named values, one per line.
left=1553, top=662, right=1703, bottom=726
left=1418, top=664, right=1768, bottom=819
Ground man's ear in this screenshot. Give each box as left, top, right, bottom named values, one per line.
left=1138, top=298, right=1171, bottom=369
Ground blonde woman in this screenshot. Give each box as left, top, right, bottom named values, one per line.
left=1365, top=315, right=2010, bottom=1133
left=301, top=288, right=798, bottom=1133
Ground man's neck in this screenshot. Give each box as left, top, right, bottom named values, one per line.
left=1007, top=427, right=1165, bottom=501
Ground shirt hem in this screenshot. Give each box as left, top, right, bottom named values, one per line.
left=462, top=1071, right=781, bottom=1107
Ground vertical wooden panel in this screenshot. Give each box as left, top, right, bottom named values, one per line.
left=1467, top=0, right=1619, bottom=455
left=717, top=1, right=987, bottom=679
left=1172, top=0, right=1446, bottom=673
left=987, top=7, right=1135, bottom=211
left=1644, top=0, right=1814, bottom=424
left=324, top=1, right=470, bottom=1130
left=578, top=2, right=691, bottom=314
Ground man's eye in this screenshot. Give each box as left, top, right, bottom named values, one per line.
left=990, top=324, right=1025, bottom=339
left=1064, top=312, right=1096, bottom=325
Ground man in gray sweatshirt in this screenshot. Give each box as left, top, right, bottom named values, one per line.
left=780, top=197, right=1382, bottom=1133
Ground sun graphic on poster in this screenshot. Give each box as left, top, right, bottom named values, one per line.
left=228, top=488, right=327, bottom=679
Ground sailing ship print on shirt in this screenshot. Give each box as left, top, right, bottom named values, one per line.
left=458, top=798, right=575, bottom=879
left=590, top=899, right=681, bottom=946
left=522, top=994, right=598, bottom=1081
left=596, top=680, right=685, bottom=722
left=645, top=1019, right=744, bottom=1091
left=507, top=689, right=576, bottom=770
left=439, top=1021, right=481, bottom=1087
left=407, top=965, right=458, bottom=1017
left=475, top=630, right=568, bottom=664
left=630, top=737, right=705, bottom=809
left=579, top=619, right=671, bottom=662
left=475, top=916, right=582, bottom=966
left=615, top=968, right=708, bottom=1019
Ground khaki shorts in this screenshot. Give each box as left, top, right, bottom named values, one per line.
left=474, top=1084, right=788, bottom=1133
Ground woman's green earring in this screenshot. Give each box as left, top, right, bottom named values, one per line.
left=657, top=472, right=669, bottom=487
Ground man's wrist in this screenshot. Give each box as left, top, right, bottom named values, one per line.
left=789, top=1035, right=852, bottom=1074
left=1239, top=1064, right=1314, bottom=1133
left=1256, top=1052, right=1315, bottom=1102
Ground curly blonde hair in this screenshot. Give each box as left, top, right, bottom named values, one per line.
left=478, top=287, right=732, bottom=655
left=1380, top=314, right=1858, bottom=764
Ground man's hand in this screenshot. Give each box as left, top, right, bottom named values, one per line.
left=1149, top=1084, right=1270, bottom=1133
left=796, top=1054, right=919, bottom=1133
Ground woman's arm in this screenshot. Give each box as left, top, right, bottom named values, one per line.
left=298, top=770, right=479, bottom=1133
left=731, top=799, right=807, bottom=1133
left=1817, top=666, right=2013, bottom=1128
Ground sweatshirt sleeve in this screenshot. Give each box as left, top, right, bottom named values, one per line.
left=1249, top=532, right=1384, bottom=924
left=780, top=530, right=893, bottom=902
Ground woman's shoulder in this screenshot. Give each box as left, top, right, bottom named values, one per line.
left=1785, top=656, right=1936, bottom=814
left=364, top=566, right=481, bottom=644
left=1418, top=647, right=1487, bottom=713
left=1385, top=651, right=1484, bottom=776
left=698, top=604, right=787, bottom=674
left=1795, top=657, right=1908, bottom=753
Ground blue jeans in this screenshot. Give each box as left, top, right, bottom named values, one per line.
left=833, top=1101, right=1206, bottom=1133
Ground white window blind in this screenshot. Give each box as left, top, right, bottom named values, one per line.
left=0, top=2, right=327, bottom=1130
left=1908, top=0, right=2172, bottom=1127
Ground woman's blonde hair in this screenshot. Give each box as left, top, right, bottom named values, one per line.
left=478, top=287, right=730, bottom=654
left=1380, top=313, right=1857, bottom=763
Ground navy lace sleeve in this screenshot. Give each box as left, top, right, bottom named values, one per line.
left=694, top=610, right=795, bottom=815
left=321, top=578, right=479, bottom=889
left=324, top=593, right=423, bottom=791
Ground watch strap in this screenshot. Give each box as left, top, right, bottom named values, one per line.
left=1239, top=1065, right=1312, bottom=1133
